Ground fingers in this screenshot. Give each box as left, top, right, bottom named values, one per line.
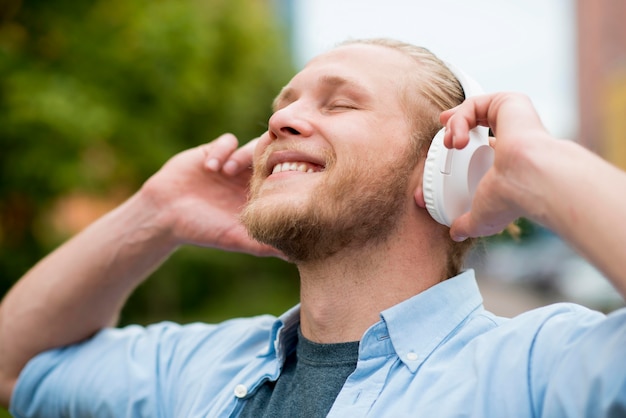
left=449, top=212, right=472, bottom=242
left=450, top=211, right=510, bottom=242
left=440, top=95, right=493, bottom=149
left=441, top=93, right=547, bottom=150
left=203, top=133, right=239, bottom=172
left=440, top=104, right=473, bottom=149
left=442, top=93, right=549, bottom=241
left=202, top=133, right=259, bottom=176
left=449, top=212, right=495, bottom=242
left=223, top=138, right=259, bottom=176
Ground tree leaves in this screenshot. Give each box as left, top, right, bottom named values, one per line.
left=0, top=0, right=298, bottom=324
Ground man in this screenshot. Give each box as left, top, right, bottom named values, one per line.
left=1, top=38, right=625, bottom=417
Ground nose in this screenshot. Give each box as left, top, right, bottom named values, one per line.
left=268, top=102, right=314, bottom=141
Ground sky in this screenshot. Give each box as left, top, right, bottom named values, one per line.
left=288, top=0, right=578, bottom=139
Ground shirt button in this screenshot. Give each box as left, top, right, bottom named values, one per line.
left=234, top=384, right=248, bottom=398
left=406, top=351, right=419, bottom=361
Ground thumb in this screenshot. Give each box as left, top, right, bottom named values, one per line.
left=449, top=212, right=472, bottom=242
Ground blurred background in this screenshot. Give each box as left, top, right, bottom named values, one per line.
left=0, top=1, right=625, bottom=411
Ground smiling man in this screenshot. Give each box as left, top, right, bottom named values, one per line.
left=245, top=54, right=421, bottom=254
left=1, top=39, right=626, bottom=417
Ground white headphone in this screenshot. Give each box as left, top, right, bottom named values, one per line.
left=422, top=65, right=494, bottom=226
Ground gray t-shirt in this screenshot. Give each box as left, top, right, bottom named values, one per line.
left=240, top=328, right=359, bottom=417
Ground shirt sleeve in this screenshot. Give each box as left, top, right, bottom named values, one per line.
left=528, top=304, right=626, bottom=417
left=9, top=317, right=274, bottom=418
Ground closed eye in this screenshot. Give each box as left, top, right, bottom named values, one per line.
left=327, top=101, right=359, bottom=111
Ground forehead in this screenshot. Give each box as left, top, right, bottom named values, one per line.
left=280, top=44, right=418, bottom=100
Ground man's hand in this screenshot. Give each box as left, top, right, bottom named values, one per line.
left=0, top=133, right=283, bottom=407
left=440, top=92, right=626, bottom=292
left=140, top=133, right=281, bottom=257
left=439, top=93, right=553, bottom=242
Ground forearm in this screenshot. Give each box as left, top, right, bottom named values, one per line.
left=515, top=138, right=626, bottom=295
left=0, top=191, right=177, bottom=403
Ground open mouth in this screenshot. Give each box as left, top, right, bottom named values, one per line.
left=271, top=161, right=325, bottom=174
left=265, top=148, right=329, bottom=177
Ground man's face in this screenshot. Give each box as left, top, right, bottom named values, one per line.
left=241, top=44, right=422, bottom=262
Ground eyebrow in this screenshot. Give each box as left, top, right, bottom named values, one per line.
left=272, top=86, right=295, bottom=112
left=272, top=75, right=372, bottom=112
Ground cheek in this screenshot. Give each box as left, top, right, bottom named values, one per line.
left=253, top=134, right=272, bottom=162
left=342, top=120, right=410, bottom=158
left=335, top=140, right=408, bottom=172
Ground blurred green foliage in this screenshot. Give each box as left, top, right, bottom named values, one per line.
left=0, top=0, right=300, bottom=336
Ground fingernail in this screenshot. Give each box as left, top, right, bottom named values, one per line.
left=453, top=234, right=468, bottom=242
left=223, top=160, right=238, bottom=175
left=206, top=158, right=220, bottom=171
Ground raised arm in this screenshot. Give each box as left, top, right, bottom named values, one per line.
left=0, top=133, right=277, bottom=406
left=440, top=92, right=626, bottom=295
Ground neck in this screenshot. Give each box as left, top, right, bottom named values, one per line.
left=296, top=221, right=449, bottom=343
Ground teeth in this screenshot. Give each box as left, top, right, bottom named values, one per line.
left=271, top=161, right=320, bottom=174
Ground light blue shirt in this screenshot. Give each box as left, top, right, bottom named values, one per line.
left=10, top=270, right=626, bottom=417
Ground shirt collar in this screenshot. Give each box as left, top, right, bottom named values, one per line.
left=259, top=304, right=300, bottom=362
left=263, top=270, right=483, bottom=373
left=379, top=269, right=484, bottom=373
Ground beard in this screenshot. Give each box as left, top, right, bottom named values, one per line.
left=240, top=146, right=419, bottom=263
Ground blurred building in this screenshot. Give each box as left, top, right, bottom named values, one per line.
left=577, top=0, right=626, bottom=167
left=476, top=1, right=626, bottom=316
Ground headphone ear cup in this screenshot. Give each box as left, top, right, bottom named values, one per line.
left=423, top=128, right=447, bottom=225
left=422, top=126, right=493, bottom=227
left=421, top=63, right=494, bottom=226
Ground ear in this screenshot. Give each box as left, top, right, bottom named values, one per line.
left=414, top=184, right=427, bottom=208
left=409, top=153, right=427, bottom=209
left=413, top=155, right=445, bottom=223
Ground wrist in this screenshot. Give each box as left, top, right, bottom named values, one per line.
left=507, top=136, right=580, bottom=228
left=496, top=132, right=557, bottom=225
left=113, top=189, right=181, bottom=254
